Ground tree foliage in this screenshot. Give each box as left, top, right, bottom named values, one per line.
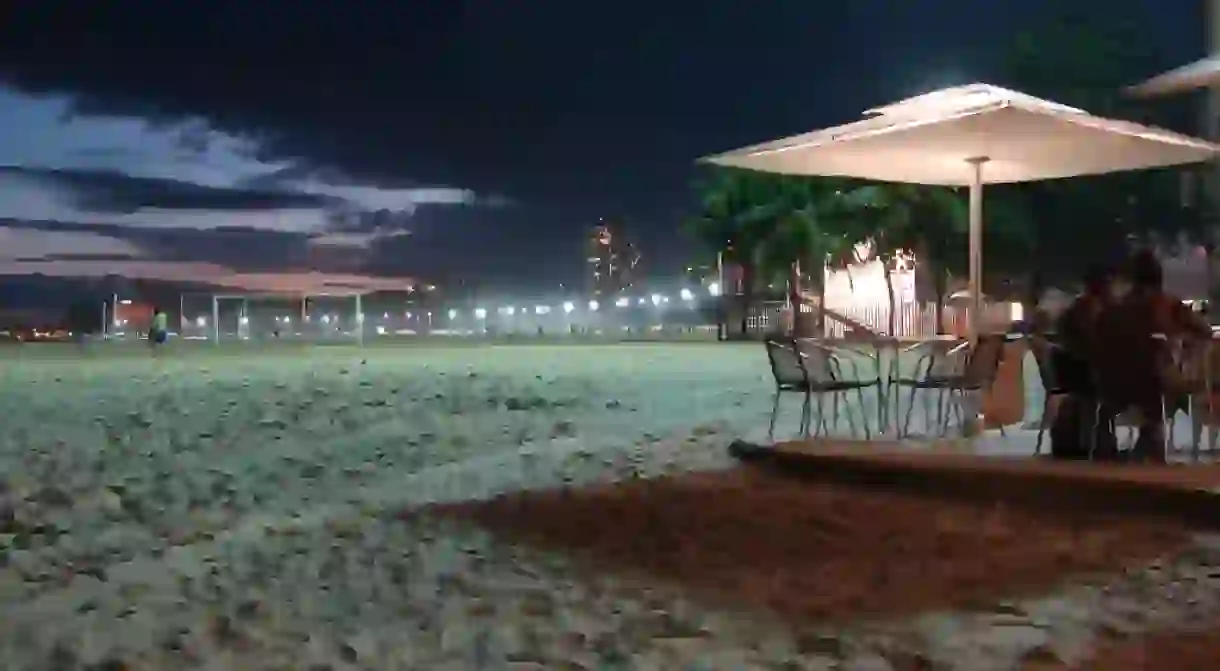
left=1000, top=9, right=1201, bottom=289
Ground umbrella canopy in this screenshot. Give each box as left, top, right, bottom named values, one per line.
left=1126, top=56, right=1220, bottom=97
left=700, top=84, right=1220, bottom=335
left=703, top=84, right=1218, bottom=184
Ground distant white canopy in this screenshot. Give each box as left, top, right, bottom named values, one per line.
left=0, top=260, right=418, bottom=296
left=701, top=84, right=1220, bottom=334
left=1126, top=56, right=1220, bottom=97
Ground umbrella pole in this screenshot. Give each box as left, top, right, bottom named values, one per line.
left=967, top=157, right=989, bottom=338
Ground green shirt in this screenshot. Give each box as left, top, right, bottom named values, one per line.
left=152, top=312, right=168, bottom=332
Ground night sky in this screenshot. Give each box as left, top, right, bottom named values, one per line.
left=0, top=1, right=1202, bottom=297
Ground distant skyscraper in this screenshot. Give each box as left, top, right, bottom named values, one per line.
left=585, top=219, right=640, bottom=297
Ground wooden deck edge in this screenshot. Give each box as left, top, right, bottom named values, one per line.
left=728, top=441, right=1220, bottom=528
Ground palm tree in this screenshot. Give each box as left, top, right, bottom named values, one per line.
left=838, top=185, right=919, bottom=336
left=758, top=178, right=863, bottom=336
left=687, top=168, right=797, bottom=337
left=847, top=181, right=1040, bottom=335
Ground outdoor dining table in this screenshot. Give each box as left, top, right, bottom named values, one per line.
left=828, top=334, right=965, bottom=436
left=826, top=332, right=1029, bottom=439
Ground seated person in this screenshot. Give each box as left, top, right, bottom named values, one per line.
left=1047, top=265, right=1111, bottom=460
left=1094, top=250, right=1211, bottom=462
left=1054, top=264, right=1111, bottom=393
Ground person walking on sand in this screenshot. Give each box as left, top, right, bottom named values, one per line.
left=148, top=306, right=169, bottom=352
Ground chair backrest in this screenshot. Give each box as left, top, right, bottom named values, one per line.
left=1029, top=336, right=1059, bottom=391
left=927, top=339, right=968, bottom=376
left=793, top=338, right=836, bottom=383
left=963, top=334, right=1006, bottom=385
left=765, top=338, right=808, bottom=388
left=1176, top=338, right=1220, bottom=393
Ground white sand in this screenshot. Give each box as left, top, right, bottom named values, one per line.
left=0, top=342, right=1216, bottom=670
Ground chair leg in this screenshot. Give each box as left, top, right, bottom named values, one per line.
left=902, top=386, right=919, bottom=438
left=1087, top=400, right=1098, bottom=461
left=1035, top=397, right=1049, bottom=455
left=768, top=390, right=782, bottom=442
left=816, top=394, right=830, bottom=437
left=877, top=378, right=887, bottom=435
left=947, top=390, right=962, bottom=437
left=843, top=392, right=859, bottom=438
left=1162, top=396, right=1171, bottom=460
left=1190, top=396, right=1202, bottom=462
left=855, top=386, right=872, bottom=440
left=934, top=390, right=946, bottom=436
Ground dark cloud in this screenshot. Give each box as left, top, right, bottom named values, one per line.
left=12, top=253, right=142, bottom=263
left=1, top=218, right=311, bottom=273
left=2, top=166, right=334, bottom=214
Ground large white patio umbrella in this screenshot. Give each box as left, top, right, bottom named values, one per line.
left=700, top=83, right=1220, bottom=334
left=1126, top=56, right=1220, bottom=97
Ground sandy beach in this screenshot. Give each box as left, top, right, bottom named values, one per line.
left=0, top=341, right=1217, bottom=669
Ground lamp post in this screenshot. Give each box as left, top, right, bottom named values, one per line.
left=716, top=251, right=725, bottom=341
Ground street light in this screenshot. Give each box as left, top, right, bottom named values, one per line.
left=615, top=297, right=630, bottom=308
left=448, top=309, right=458, bottom=320
left=680, top=288, right=694, bottom=301
left=562, top=301, right=575, bottom=313
left=708, top=282, right=722, bottom=296
left=474, top=307, right=487, bottom=319
left=588, top=300, right=599, bottom=311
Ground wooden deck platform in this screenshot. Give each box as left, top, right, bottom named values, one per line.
left=729, top=438, right=1220, bottom=527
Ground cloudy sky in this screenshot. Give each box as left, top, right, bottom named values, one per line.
left=0, top=0, right=1202, bottom=298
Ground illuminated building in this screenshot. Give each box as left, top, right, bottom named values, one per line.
left=585, top=219, right=640, bottom=297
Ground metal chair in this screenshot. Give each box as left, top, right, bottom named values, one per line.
left=764, top=338, right=880, bottom=441
left=1091, top=333, right=1180, bottom=461
left=1030, top=335, right=1068, bottom=455
left=893, top=334, right=1007, bottom=438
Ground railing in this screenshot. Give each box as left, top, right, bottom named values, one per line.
left=741, top=301, right=1014, bottom=338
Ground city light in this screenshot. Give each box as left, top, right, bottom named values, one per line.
left=119, top=299, right=133, bottom=305
left=321, top=315, right=331, bottom=324
left=637, top=297, right=647, bottom=306
left=474, top=307, right=487, bottom=319
left=535, top=305, right=550, bottom=315
left=588, top=300, right=599, bottom=311
left=615, top=297, right=630, bottom=307
left=505, top=306, right=516, bottom=316
left=680, top=288, right=694, bottom=301
left=562, top=301, right=575, bottom=313
left=448, top=309, right=458, bottom=319
left=195, top=316, right=206, bottom=327
left=708, top=282, right=722, bottom=296
left=239, top=316, right=249, bottom=325
left=650, top=294, right=662, bottom=306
